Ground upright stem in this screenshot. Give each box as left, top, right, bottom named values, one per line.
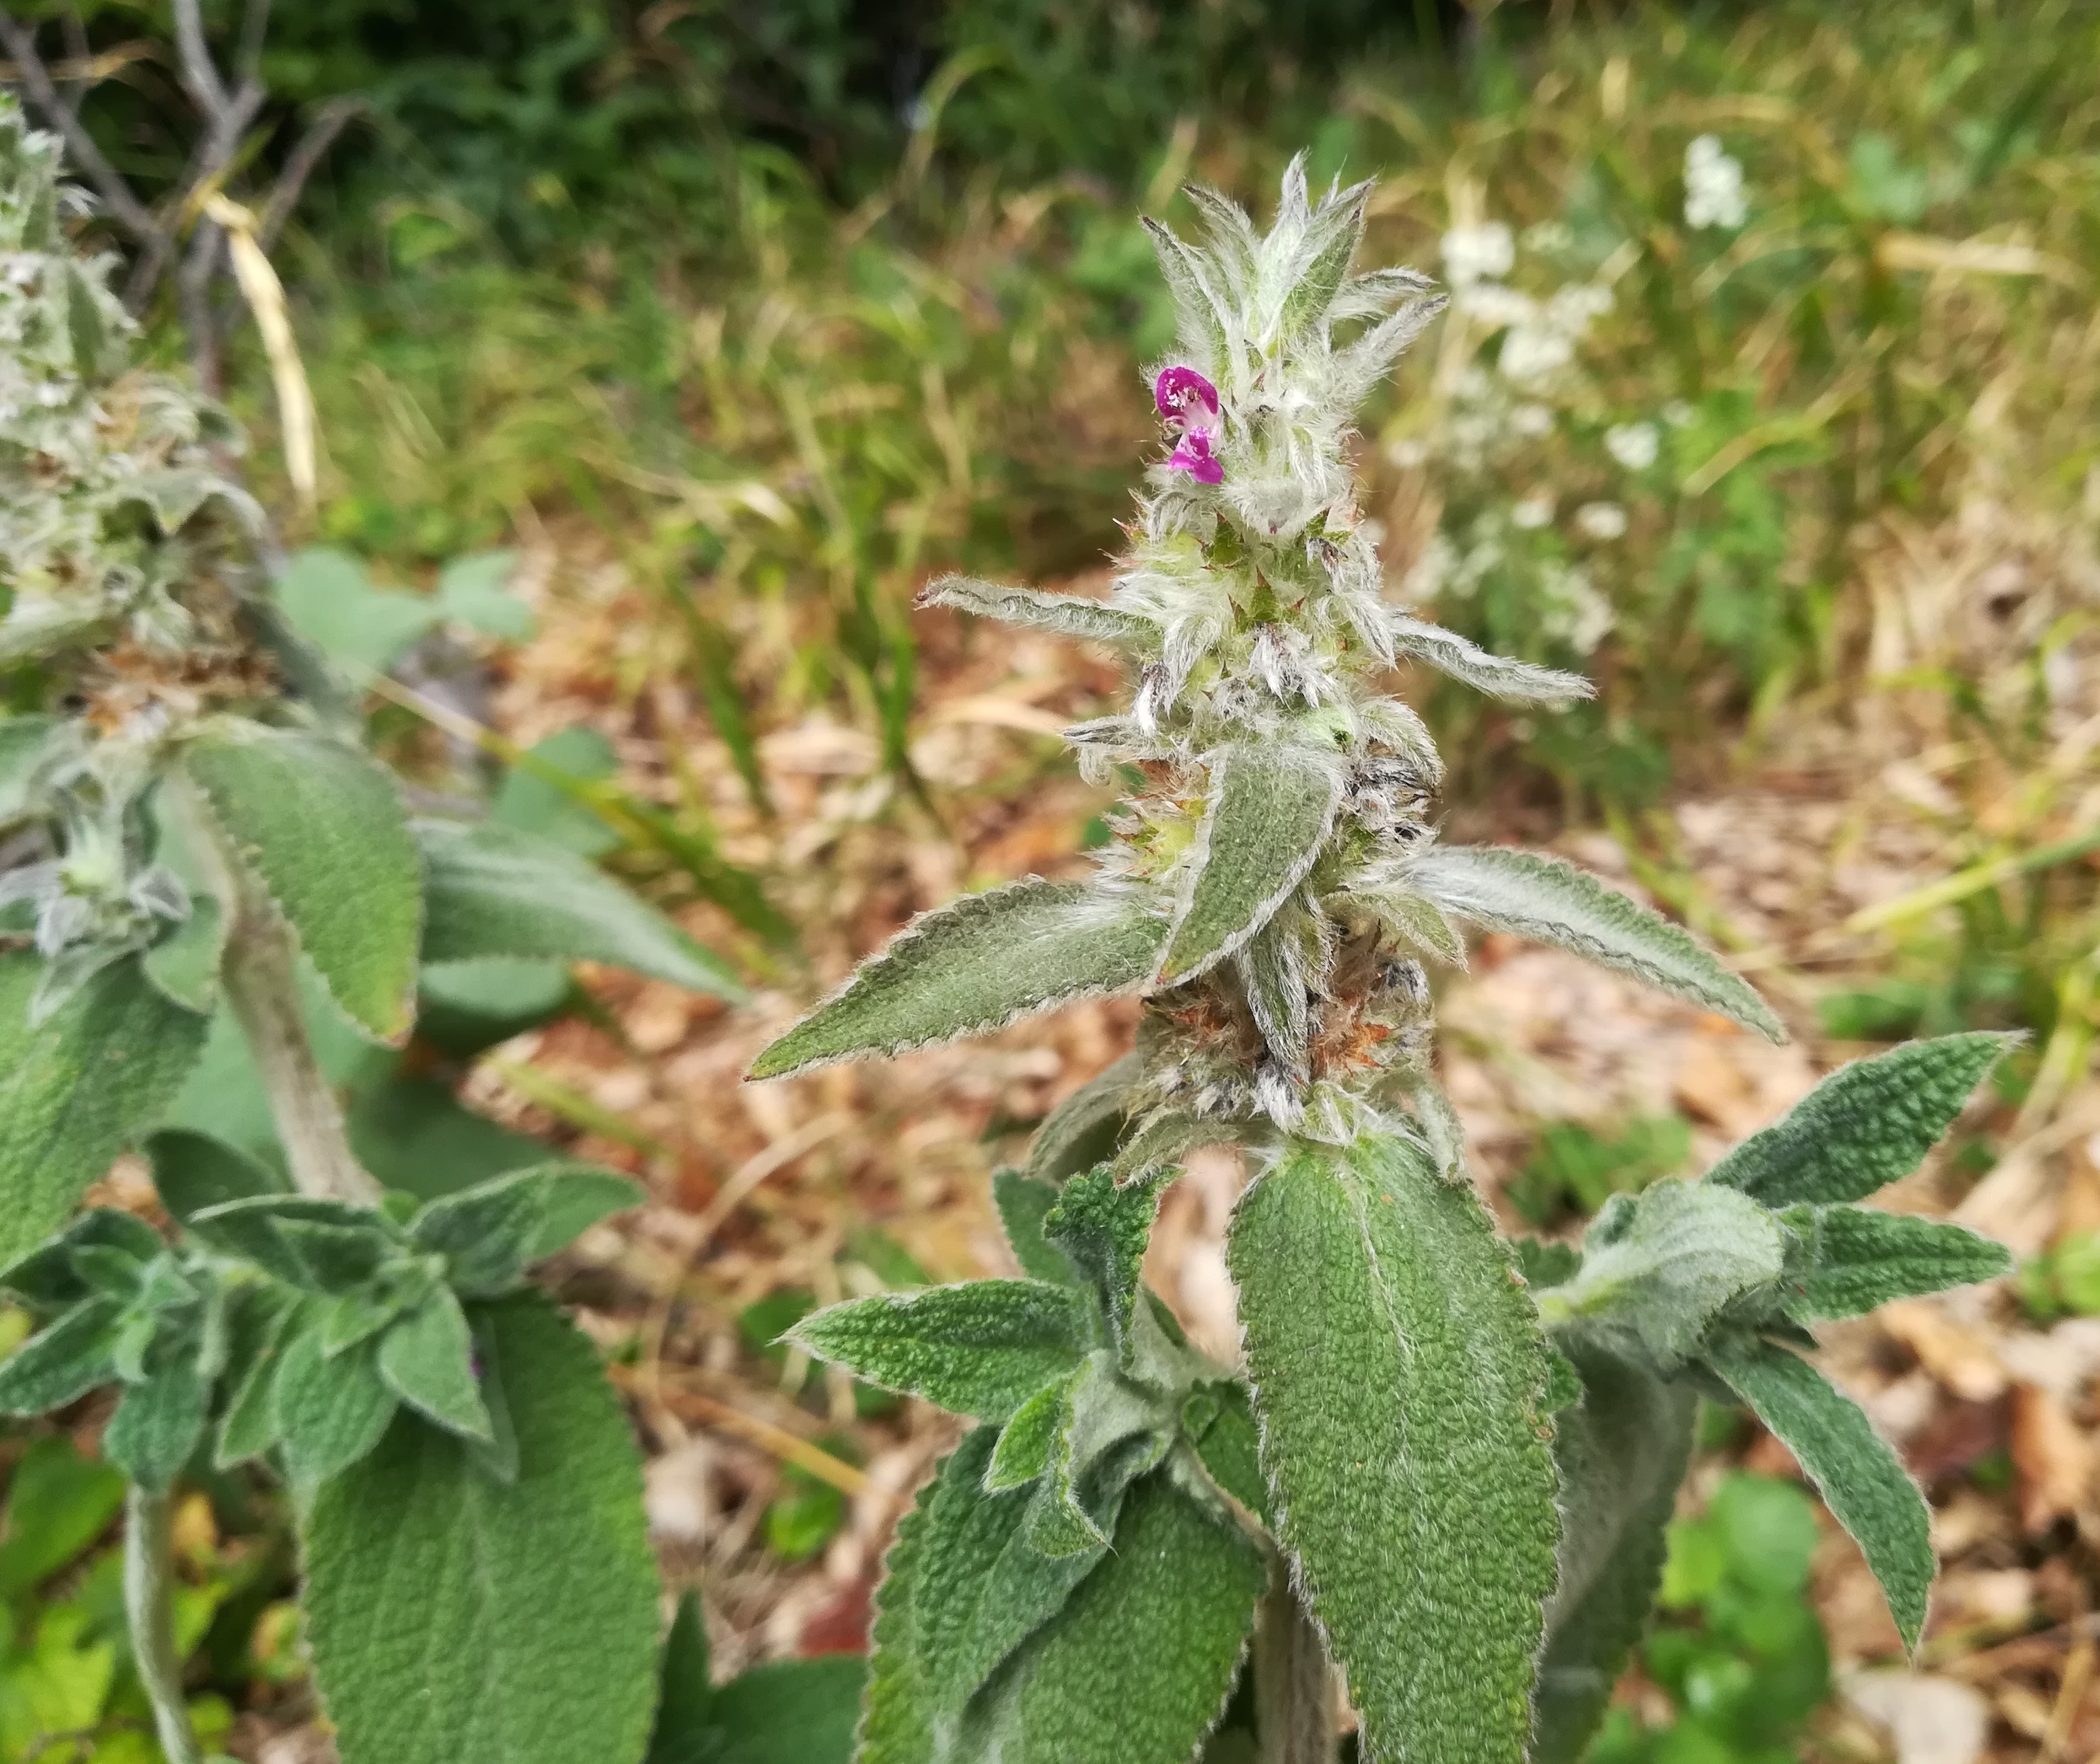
left=220, top=913, right=379, bottom=1204
left=1256, top=1575, right=1335, bottom=1764
left=125, top=1485, right=208, bottom=1764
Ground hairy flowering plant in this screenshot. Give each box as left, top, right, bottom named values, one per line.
left=0, top=101, right=838, bottom=1764
left=750, top=162, right=2016, bottom=1764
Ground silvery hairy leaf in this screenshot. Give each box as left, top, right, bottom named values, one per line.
left=1158, top=742, right=1346, bottom=984
left=1708, top=1032, right=2013, bottom=1205
left=182, top=723, right=423, bottom=1045
left=920, top=575, right=1160, bottom=648
left=787, top=1281, right=1093, bottom=1422
left=1406, top=844, right=1786, bottom=1041
left=1781, top=1205, right=2011, bottom=1322
left=1384, top=614, right=1594, bottom=704
left=1546, top=1178, right=1786, bottom=1373
left=750, top=880, right=1170, bottom=1080
left=1229, top=1133, right=1559, bottom=1764
left=1703, top=1335, right=1932, bottom=1651
left=414, top=819, right=743, bottom=1001
left=1533, top=1343, right=1697, bottom=1764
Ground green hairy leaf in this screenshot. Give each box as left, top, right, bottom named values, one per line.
left=407, top=1163, right=644, bottom=1295
left=185, top=1194, right=391, bottom=1290
left=142, top=891, right=227, bottom=1011
left=1385, top=615, right=1595, bottom=704
left=1025, top=1052, right=1142, bottom=1185
left=1784, top=1207, right=2012, bottom=1319
left=650, top=1593, right=862, bottom=1764
left=861, top=1428, right=1108, bottom=1759
left=0, top=713, right=59, bottom=827
left=920, top=575, right=1159, bottom=647
left=1705, top=1336, right=1932, bottom=1651
left=1041, top=1163, right=1166, bottom=1357
left=414, top=819, right=743, bottom=1001
left=1406, top=844, right=1785, bottom=1042
left=277, top=546, right=441, bottom=674
left=1159, top=742, right=1346, bottom=984
left=993, top=1169, right=1082, bottom=1287
left=1708, top=1033, right=2012, bottom=1205
left=145, top=1128, right=289, bottom=1224
left=787, top=1281, right=1093, bottom=1420
left=1024, top=1354, right=1170, bottom=1557
left=951, top=1471, right=1263, bottom=1764
left=1185, top=1381, right=1267, bottom=1519
left=102, top=1360, right=210, bottom=1492
left=378, top=1287, right=493, bottom=1441
left=1, top=1209, right=161, bottom=1308
left=750, top=879, right=1168, bottom=1080
left=0, top=951, right=209, bottom=1265
left=1351, top=885, right=1466, bottom=966
left=216, top=1290, right=301, bottom=1467
left=303, top=1297, right=660, bottom=1764
left=1533, top=1344, right=1698, bottom=1764
left=1548, top=1179, right=1786, bottom=1371
left=0, top=1298, right=119, bottom=1414
left=275, top=1328, right=399, bottom=1490
left=183, top=724, right=423, bottom=1043
left=985, top=1369, right=1073, bottom=1492
left=1229, top=1134, right=1560, bottom=1764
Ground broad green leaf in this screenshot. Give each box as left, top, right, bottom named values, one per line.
left=1546, top=1180, right=1786, bottom=1372
left=347, top=1075, right=549, bottom=1200
left=992, top=1169, right=1081, bottom=1287
left=491, top=726, right=621, bottom=858
left=416, top=957, right=572, bottom=1057
left=920, top=575, right=1159, bottom=647
left=182, top=725, right=422, bottom=1043
left=409, top=1163, right=643, bottom=1294
left=861, top=1426, right=1114, bottom=1756
left=1026, top=1052, right=1142, bottom=1186
left=438, top=550, right=532, bottom=640
left=1023, top=1354, right=1170, bottom=1557
left=986, top=1368, right=1073, bottom=1492
left=274, top=1329, right=398, bottom=1490
left=1407, top=845, right=1785, bottom=1042
left=276, top=546, right=438, bottom=674
left=273, top=1216, right=393, bottom=1294
left=1784, top=1208, right=2011, bottom=1320
left=414, top=820, right=742, bottom=1000
left=379, top=1287, right=492, bottom=1442
left=0, top=1435, right=125, bottom=1598
left=0, top=1300, right=118, bottom=1414
left=1533, top=1344, right=1697, bottom=1764
left=145, top=1129, right=287, bottom=1225
left=1159, top=743, right=1345, bottom=984
left=216, top=1291, right=301, bottom=1467
left=646, top=1592, right=713, bottom=1764
left=952, top=1470, right=1265, bottom=1764
left=302, top=1296, right=660, bottom=1764
left=1043, top=1164, right=1166, bottom=1357
left=141, top=892, right=225, bottom=1012
left=1515, top=1237, right=1583, bottom=1290
left=2, top=1210, right=163, bottom=1309
left=1385, top=615, right=1595, bottom=704
left=1705, top=1336, right=1932, bottom=1651
left=0, top=951, right=209, bottom=1265
left=750, top=881, right=1168, bottom=1080
left=1228, top=1133, right=1560, bottom=1764
left=705, top=1659, right=864, bottom=1764
left=102, top=1360, right=209, bottom=1492
left=1185, top=1381, right=1267, bottom=1520
left=185, top=1195, right=393, bottom=1290
left=787, top=1281, right=1091, bottom=1421
left=1708, top=1034, right=2012, bottom=1206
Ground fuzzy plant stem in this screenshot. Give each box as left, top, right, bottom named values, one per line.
left=125, top=1484, right=209, bottom=1764
left=219, top=913, right=380, bottom=1204
left=1255, top=1577, right=1335, bottom=1764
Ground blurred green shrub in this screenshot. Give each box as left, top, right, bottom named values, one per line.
left=1507, top=1116, right=1692, bottom=1229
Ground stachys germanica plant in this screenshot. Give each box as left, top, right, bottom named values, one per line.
left=750, top=161, right=2014, bottom=1764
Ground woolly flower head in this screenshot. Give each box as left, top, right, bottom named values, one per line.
left=1683, top=135, right=1748, bottom=231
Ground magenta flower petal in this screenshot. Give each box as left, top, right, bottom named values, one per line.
left=1168, top=432, right=1224, bottom=484
left=1154, top=366, right=1220, bottom=429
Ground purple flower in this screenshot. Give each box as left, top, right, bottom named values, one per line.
left=1155, top=366, right=1223, bottom=483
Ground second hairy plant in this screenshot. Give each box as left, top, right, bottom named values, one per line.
left=751, top=164, right=2013, bottom=1763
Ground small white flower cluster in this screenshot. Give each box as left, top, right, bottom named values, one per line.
left=1683, top=135, right=1748, bottom=231
left=1442, top=228, right=1613, bottom=390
